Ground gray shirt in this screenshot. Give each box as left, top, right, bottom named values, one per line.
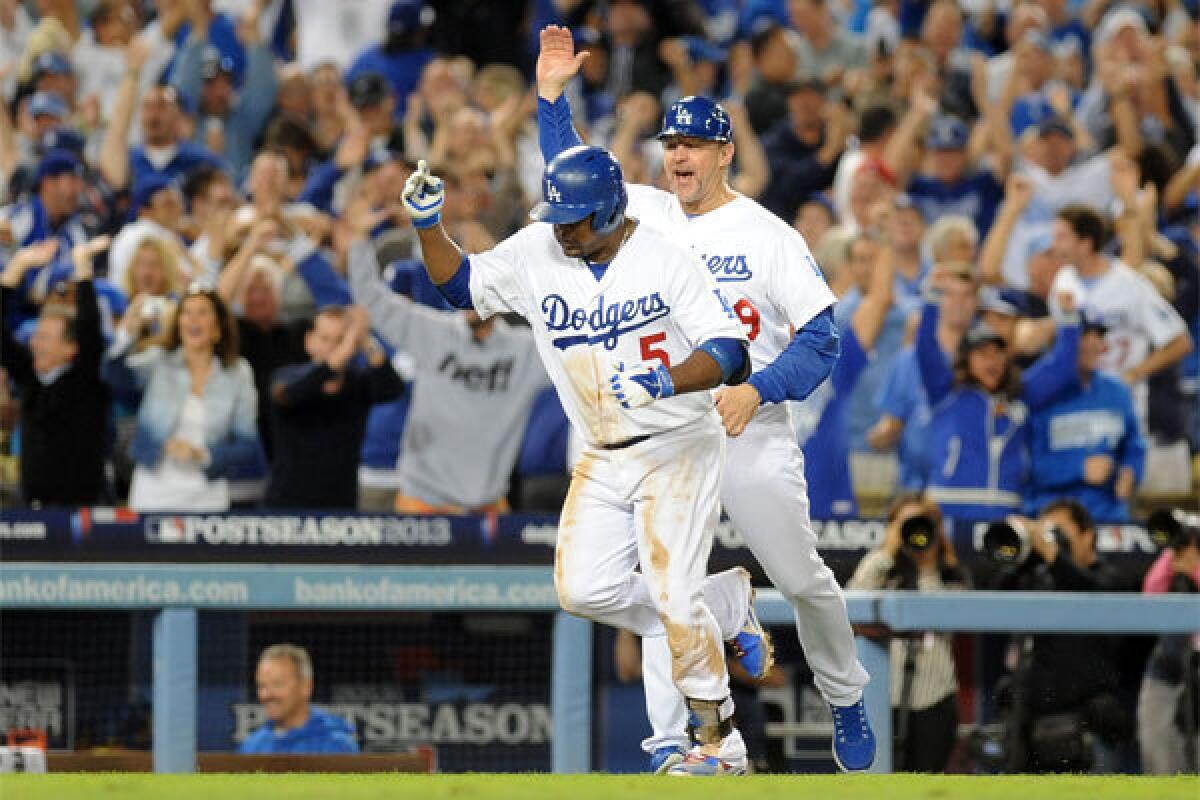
left=349, top=242, right=550, bottom=508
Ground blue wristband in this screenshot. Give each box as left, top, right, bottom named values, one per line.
left=653, top=364, right=674, bottom=399
left=411, top=211, right=441, bottom=230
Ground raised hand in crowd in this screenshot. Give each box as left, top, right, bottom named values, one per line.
left=0, top=240, right=59, bottom=288
left=70, top=235, right=112, bottom=283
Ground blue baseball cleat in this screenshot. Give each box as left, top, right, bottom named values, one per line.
left=727, top=568, right=774, bottom=679
left=649, top=745, right=686, bottom=775
left=666, top=750, right=747, bottom=776
left=830, top=698, right=876, bottom=772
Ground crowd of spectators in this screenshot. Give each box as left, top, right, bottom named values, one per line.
left=1, top=0, right=1195, bottom=519
left=1, top=0, right=1197, bottom=774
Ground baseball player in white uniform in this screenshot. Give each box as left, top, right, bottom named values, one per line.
left=534, top=25, right=876, bottom=773
left=399, top=143, right=770, bottom=775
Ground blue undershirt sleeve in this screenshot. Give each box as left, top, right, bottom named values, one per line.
left=747, top=306, right=840, bottom=404
left=436, top=255, right=474, bottom=310
left=537, top=94, right=584, bottom=163
left=697, top=337, right=750, bottom=385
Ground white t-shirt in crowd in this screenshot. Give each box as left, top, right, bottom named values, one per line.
left=129, top=394, right=230, bottom=511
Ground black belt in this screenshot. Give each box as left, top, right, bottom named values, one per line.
left=600, top=434, right=652, bottom=450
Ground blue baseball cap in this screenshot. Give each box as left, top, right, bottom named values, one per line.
left=1037, top=116, right=1074, bottom=139
left=29, top=91, right=68, bottom=120
left=33, top=51, right=73, bottom=78
left=201, top=45, right=235, bottom=81
left=40, top=126, right=85, bottom=156
left=925, top=116, right=969, bottom=150
left=388, top=0, right=432, bottom=36
left=35, top=149, right=84, bottom=183
left=681, top=36, right=726, bottom=64
left=657, top=96, right=732, bottom=143
left=131, top=175, right=178, bottom=214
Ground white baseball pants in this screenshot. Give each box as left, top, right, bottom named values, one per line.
left=640, top=411, right=871, bottom=751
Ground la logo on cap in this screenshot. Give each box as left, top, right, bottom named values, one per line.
left=546, top=180, right=562, bottom=202
left=676, top=108, right=692, bottom=125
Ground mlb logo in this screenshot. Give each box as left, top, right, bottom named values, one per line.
left=546, top=180, right=563, bottom=202
left=146, top=516, right=186, bottom=543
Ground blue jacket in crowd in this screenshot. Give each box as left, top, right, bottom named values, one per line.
left=917, top=302, right=1080, bottom=522
left=801, top=323, right=869, bottom=519
left=1027, top=370, right=1146, bottom=521
left=237, top=707, right=359, bottom=754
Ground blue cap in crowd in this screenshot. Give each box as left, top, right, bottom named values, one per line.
left=348, top=71, right=391, bottom=109
left=681, top=36, right=726, bottom=65
left=36, top=148, right=84, bottom=183
left=131, top=175, right=178, bottom=214
left=1037, top=116, right=1074, bottom=139
left=925, top=116, right=969, bottom=150
left=40, top=126, right=86, bottom=157
left=388, top=0, right=432, bottom=36
left=29, top=91, right=68, bottom=120
left=201, top=45, right=236, bottom=81
left=33, top=51, right=72, bottom=78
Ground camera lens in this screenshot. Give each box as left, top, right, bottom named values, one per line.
left=983, top=521, right=1029, bottom=564
left=900, top=514, right=937, bottom=552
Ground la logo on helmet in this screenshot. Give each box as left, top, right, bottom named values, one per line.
left=676, top=108, right=692, bottom=125
left=546, top=180, right=563, bottom=202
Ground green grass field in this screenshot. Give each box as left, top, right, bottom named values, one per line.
left=2, top=774, right=1198, bottom=800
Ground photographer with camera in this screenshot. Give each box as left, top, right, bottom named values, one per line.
left=989, top=499, right=1130, bottom=773
left=849, top=492, right=970, bottom=772
left=1138, top=510, right=1200, bottom=774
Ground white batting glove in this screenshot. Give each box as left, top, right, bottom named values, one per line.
left=401, top=159, right=444, bottom=229
left=608, top=360, right=674, bottom=410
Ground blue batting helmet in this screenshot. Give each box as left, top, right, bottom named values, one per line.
left=656, top=96, right=732, bottom=142
left=530, top=145, right=627, bottom=235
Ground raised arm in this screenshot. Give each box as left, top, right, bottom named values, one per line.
left=400, top=161, right=470, bottom=302
left=850, top=235, right=896, bottom=352
left=1021, top=319, right=1081, bottom=410
left=70, top=236, right=112, bottom=373
left=535, top=24, right=587, bottom=161
left=915, top=299, right=953, bottom=406
left=726, top=101, right=769, bottom=200
left=979, top=174, right=1032, bottom=286
left=100, top=37, right=151, bottom=190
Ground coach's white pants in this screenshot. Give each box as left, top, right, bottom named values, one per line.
left=641, top=412, right=871, bottom=752
left=555, top=416, right=733, bottom=703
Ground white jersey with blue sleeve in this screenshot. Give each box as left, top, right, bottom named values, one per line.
left=467, top=220, right=746, bottom=448
left=624, top=184, right=837, bottom=423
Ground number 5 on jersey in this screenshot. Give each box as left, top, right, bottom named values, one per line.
left=639, top=331, right=671, bottom=368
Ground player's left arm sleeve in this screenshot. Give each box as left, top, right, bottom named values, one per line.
left=1021, top=321, right=1081, bottom=410
left=436, top=255, right=475, bottom=310
left=537, top=94, right=584, bottom=162
left=697, top=336, right=750, bottom=384
left=747, top=306, right=840, bottom=404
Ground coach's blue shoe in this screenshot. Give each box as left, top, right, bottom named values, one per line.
left=666, top=750, right=747, bottom=776
left=650, top=745, right=686, bottom=775
left=727, top=568, right=774, bottom=679
left=830, top=699, right=876, bottom=772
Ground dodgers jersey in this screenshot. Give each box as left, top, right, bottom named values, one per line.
left=1050, top=259, right=1187, bottom=378
left=468, top=221, right=746, bottom=448
left=624, top=184, right=838, bottom=425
